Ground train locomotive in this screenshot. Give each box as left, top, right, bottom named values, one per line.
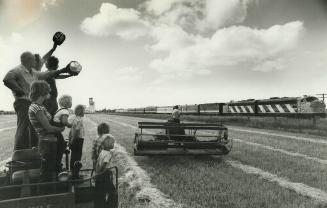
left=116, top=96, right=326, bottom=117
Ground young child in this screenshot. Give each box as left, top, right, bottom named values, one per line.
left=69, top=104, right=85, bottom=170
left=52, top=95, right=72, bottom=172
left=91, top=123, right=115, bottom=173
left=92, top=123, right=116, bottom=208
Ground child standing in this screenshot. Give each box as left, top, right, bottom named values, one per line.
left=91, top=123, right=116, bottom=208
left=91, top=123, right=115, bottom=172
left=69, top=104, right=85, bottom=170
left=52, top=95, right=72, bottom=172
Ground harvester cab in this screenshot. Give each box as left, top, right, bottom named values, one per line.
left=0, top=148, right=118, bottom=208
left=134, top=121, right=232, bottom=156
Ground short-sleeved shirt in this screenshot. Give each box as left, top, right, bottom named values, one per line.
left=92, top=134, right=115, bottom=165
left=28, top=103, right=56, bottom=142
left=95, top=150, right=114, bottom=174
left=3, top=65, right=41, bottom=100
left=53, top=108, right=70, bottom=124
left=70, top=116, right=85, bottom=138
left=172, top=109, right=180, bottom=119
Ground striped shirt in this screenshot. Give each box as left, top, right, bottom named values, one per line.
left=28, top=103, right=56, bottom=141
left=91, top=134, right=115, bottom=167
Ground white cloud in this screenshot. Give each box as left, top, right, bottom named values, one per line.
left=197, top=0, right=256, bottom=32
left=80, top=1, right=304, bottom=80
left=115, top=66, right=144, bottom=81
left=143, top=0, right=179, bottom=16
left=149, top=24, right=202, bottom=51
left=80, top=3, right=150, bottom=40
left=142, top=0, right=256, bottom=33
left=150, top=21, right=304, bottom=77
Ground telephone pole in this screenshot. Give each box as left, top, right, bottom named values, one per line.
left=316, top=93, right=327, bottom=102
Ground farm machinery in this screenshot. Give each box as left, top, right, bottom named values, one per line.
left=134, top=121, right=232, bottom=156
left=0, top=148, right=118, bottom=208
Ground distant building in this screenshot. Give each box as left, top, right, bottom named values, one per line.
left=86, top=97, right=95, bottom=114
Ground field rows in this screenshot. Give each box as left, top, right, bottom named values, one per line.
left=88, top=114, right=327, bottom=208
left=1, top=114, right=327, bottom=207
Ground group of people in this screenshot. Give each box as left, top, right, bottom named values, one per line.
left=3, top=41, right=116, bottom=192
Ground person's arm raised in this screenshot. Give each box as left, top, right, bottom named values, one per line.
left=55, top=74, right=73, bottom=79
left=42, top=43, right=57, bottom=63
left=37, top=64, right=71, bottom=80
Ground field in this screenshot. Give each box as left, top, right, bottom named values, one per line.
left=1, top=114, right=327, bottom=208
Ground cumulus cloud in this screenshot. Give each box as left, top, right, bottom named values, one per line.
left=149, top=24, right=202, bottom=51
left=142, top=0, right=256, bottom=33
left=150, top=21, right=304, bottom=76
left=198, top=0, right=256, bottom=32
left=143, top=0, right=179, bottom=16
left=80, top=1, right=304, bottom=80
left=115, top=66, right=144, bottom=81
left=80, top=3, right=150, bottom=40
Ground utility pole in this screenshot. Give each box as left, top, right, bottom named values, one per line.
left=316, top=93, right=327, bottom=102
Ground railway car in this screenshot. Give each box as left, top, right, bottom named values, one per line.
left=180, top=104, right=198, bottom=114
left=157, top=106, right=174, bottom=114
left=144, top=106, right=157, bottom=113
left=226, top=99, right=256, bottom=114
left=115, top=108, right=128, bottom=113
left=199, top=103, right=220, bottom=114
left=135, top=108, right=145, bottom=113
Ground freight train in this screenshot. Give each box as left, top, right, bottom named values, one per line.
left=115, top=96, right=326, bottom=117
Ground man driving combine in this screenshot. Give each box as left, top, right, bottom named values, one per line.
left=172, top=105, right=181, bottom=123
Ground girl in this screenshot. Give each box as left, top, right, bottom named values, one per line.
left=28, top=80, right=64, bottom=184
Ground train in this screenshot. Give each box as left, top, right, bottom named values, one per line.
left=114, top=96, right=326, bottom=117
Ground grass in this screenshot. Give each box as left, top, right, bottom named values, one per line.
left=89, top=114, right=326, bottom=208
left=1, top=114, right=327, bottom=208
left=109, top=113, right=327, bottom=137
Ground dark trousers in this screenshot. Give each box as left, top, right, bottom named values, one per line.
left=55, top=133, right=67, bottom=172
left=38, top=139, right=57, bottom=194
left=70, top=138, right=84, bottom=170
left=13, top=99, right=38, bottom=150
left=94, top=171, right=116, bottom=208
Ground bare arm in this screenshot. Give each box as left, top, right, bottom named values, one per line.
left=3, top=70, right=24, bottom=96
left=42, top=43, right=57, bottom=63
left=37, top=66, right=69, bottom=80
left=36, top=111, right=63, bottom=133
left=55, top=74, right=73, bottom=79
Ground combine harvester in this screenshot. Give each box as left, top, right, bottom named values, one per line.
left=134, top=121, right=232, bottom=156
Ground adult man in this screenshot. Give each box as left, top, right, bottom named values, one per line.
left=3, top=43, right=72, bottom=150
left=43, top=56, right=73, bottom=116
left=172, top=105, right=181, bottom=123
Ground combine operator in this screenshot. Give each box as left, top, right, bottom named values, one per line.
left=171, top=105, right=181, bottom=123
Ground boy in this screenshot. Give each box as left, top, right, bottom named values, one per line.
left=69, top=104, right=85, bottom=170
left=91, top=123, right=115, bottom=173
left=92, top=123, right=116, bottom=208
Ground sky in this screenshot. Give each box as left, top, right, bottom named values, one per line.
left=0, top=0, right=327, bottom=110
